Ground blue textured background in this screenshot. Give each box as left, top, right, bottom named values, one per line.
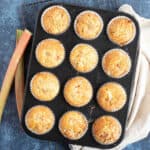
left=0, top=0, right=150, bottom=150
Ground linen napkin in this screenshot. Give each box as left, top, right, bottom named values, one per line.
left=70, top=4, right=150, bottom=150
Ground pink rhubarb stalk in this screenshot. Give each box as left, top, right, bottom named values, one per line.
left=0, top=29, right=32, bottom=123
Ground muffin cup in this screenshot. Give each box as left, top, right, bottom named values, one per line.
left=107, top=16, right=136, bottom=46
left=41, top=5, right=71, bottom=35
left=30, top=72, right=60, bottom=101
left=25, top=105, right=55, bottom=135
left=58, top=110, right=88, bottom=140
left=96, top=82, right=127, bottom=112
left=70, top=43, right=99, bottom=73
left=35, top=38, right=65, bottom=69
left=102, top=48, right=132, bottom=79
left=92, top=115, right=122, bottom=145
left=63, top=76, right=93, bottom=107
left=74, top=10, right=104, bottom=40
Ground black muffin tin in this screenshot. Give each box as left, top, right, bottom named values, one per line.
left=21, top=3, right=139, bottom=149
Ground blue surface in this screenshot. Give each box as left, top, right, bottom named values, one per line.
left=0, top=0, right=150, bottom=150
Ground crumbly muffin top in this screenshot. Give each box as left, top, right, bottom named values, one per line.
left=64, top=76, right=93, bottom=107
left=75, top=11, right=103, bottom=40
left=41, top=5, right=70, bottom=34
left=25, top=105, right=55, bottom=135
left=59, top=111, right=88, bottom=140
left=107, top=16, right=136, bottom=46
left=36, top=39, right=65, bottom=68
left=70, top=44, right=99, bottom=73
left=97, top=82, right=127, bottom=112
left=92, top=116, right=122, bottom=145
left=30, top=72, right=60, bottom=101
left=102, top=49, right=131, bottom=78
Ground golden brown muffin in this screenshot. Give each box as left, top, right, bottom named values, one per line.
left=92, top=116, right=122, bottom=145
left=41, top=5, right=71, bottom=35
left=64, top=76, right=93, bottom=107
left=102, top=49, right=131, bottom=78
left=74, top=10, right=103, bottom=40
left=70, top=43, right=99, bottom=73
left=35, top=39, right=65, bottom=68
left=97, top=82, right=127, bottom=112
left=107, top=16, right=136, bottom=46
left=25, top=105, right=55, bottom=135
left=30, top=72, right=60, bottom=101
left=59, top=111, right=88, bottom=140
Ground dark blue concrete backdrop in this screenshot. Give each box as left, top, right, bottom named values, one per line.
left=0, top=0, right=150, bottom=150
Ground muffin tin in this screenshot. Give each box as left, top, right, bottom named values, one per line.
left=21, top=3, right=139, bottom=149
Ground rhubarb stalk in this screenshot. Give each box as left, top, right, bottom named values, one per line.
left=0, top=29, right=32, bottom=123
left=15, top=30, right=24, bottom=120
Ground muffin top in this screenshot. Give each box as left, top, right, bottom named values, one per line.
left=64, top=76, right=93, bottom=107
left=74, top=10, right=103, bottom=40
left=59, top=111, right=88, bottom=140
left=30, top=72, right=60, bottom=101
left=41, top=5, right=70, bottom=35
left=70, top=43, right=99, bottom=73
left=36, top=39, right=65, bottom=68
left=102, top=49, right=131, bottom=78
left=25, top=105, right=55, bottom=135
left=97, top=82, right=127, bottom=112
left=92, top=116, right=122, bottom=145
left=107, top=16, right=136, bottom=46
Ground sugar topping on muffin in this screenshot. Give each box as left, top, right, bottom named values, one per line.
left=36, top=39, right=65, bottom=68
left=64, top=76, right=93, bottom=107
left=70, top=43, right=99, bottom=73
left=92, top=115, right=122, bottom=145
left=107, top=16, right=136, bottom=46
left=74, top=10, right=103, bottom=40
left=25, top=105, right=55, bottom=135
left=41, top=5, right=71, bottom=35
left=102, top=48, right=131, bottom=78
left=97, top=82, right=127, bottom=112
left=30, top=72, right=60, bottom=101
left=59, top=111, right=88, bottom=140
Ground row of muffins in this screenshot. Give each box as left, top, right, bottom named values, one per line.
left=41, top=5, right=136, bottom=46
left=30, top=72, right=127, bottom=112
left=25, top=105, right=122, bottom=145
left=36, top=40, right=132, bottom=78
left=28, top=71, right=126, bottom=145
left=27, top=72, right=125, bottom=143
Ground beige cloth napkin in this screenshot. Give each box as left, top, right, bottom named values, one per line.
left=70, top=4, right=150, bottom=150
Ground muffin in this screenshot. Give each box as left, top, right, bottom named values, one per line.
left=74, top=10, right=103, bottom=40
left=107, top=16, right=136, bottom=46
left=64, top=76, right=93, bottom=107
left=30, top=72, right=60, bottom=101
left=97, top=82, right=127, bottom=112
left=102, top=49, right=131, bottom=78
left=59, top=111, right=88, bottom=140
left=25, top=105, right=55, bottom=135
left=41, top=5, right=71, bottom=35
left=35, top=39, right=65, bottom=68
left=92, top=115, right=122, bottom=145
left=70, top=43, right=99, bottom=73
